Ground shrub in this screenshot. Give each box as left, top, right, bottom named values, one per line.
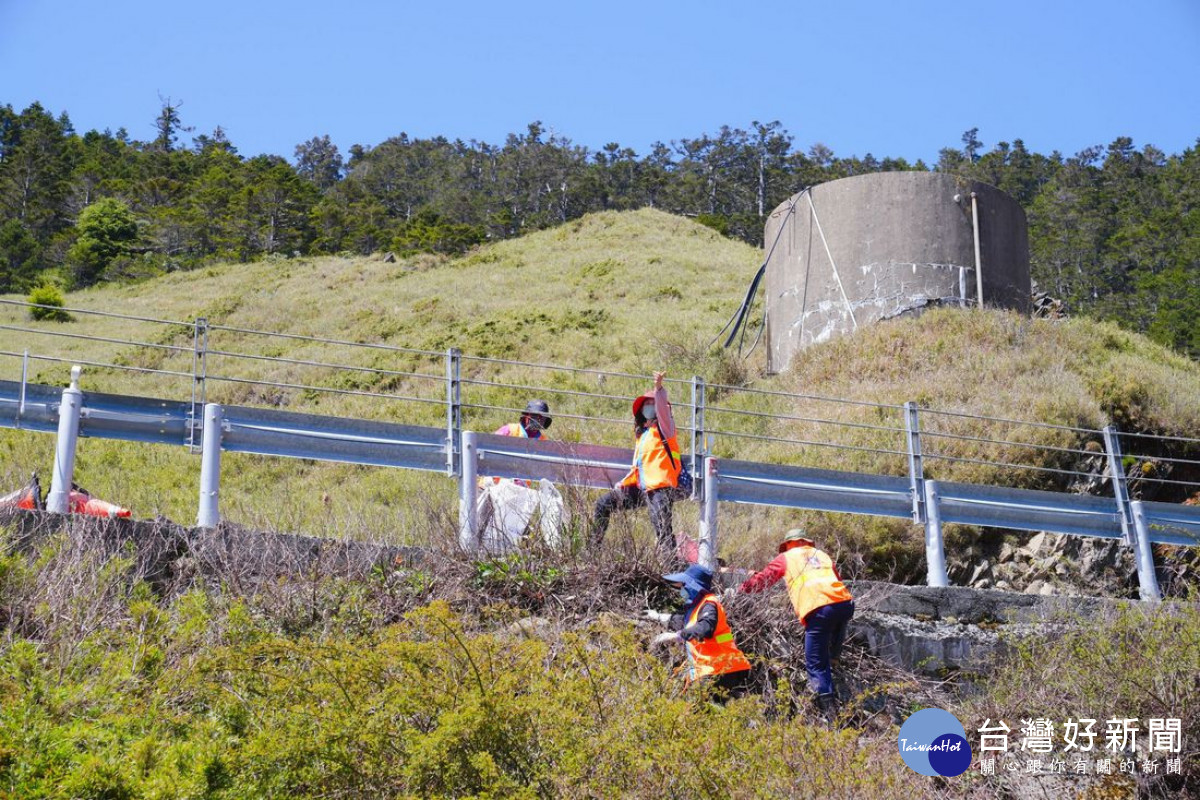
left=27, top=284, right=71, bottom=322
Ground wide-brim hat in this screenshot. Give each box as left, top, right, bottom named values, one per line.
left=662, top=563, right=714, bottom=594
left=522, top=399, right=552, bottom=428
left=778, top=528, right=815, bottom=552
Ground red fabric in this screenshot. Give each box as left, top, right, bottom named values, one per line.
left=739, top=552, right=788, bottom=593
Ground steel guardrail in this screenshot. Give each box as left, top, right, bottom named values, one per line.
left=933, top=480, right=1126, bottom=539
left=1, top=380, right=1196, bottom=563
left=222, top=404, right=447, bottom=471
left=715, top=458, right=915, bottom=519
left=1133, top=500, right=1200, bottom=546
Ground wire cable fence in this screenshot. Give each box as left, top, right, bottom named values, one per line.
left=919, top=406, right=1200, bottom=493
left=0, top=298, right=1197, bottom=495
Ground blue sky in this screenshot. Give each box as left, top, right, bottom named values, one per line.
left=2, top=0, right=1197, bottom=164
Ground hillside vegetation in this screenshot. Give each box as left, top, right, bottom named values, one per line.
left=2, top=209, right=1200, bottom=799
left=5, top=102, right=1198, bottom=358
left=1, top=208, right=1198, bottom=575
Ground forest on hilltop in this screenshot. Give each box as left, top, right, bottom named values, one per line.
left=1, top=100, right=1197, bottom=357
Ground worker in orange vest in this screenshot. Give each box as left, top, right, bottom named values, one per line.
left=735, top=529, right=854, bottom=717
left=487, top=399, right=552, bottom=487
left=590, top=371, right=682, bottom=552
left=644, top=562, right=752, bottom=699
left=475, top=399, right=553, bottom=539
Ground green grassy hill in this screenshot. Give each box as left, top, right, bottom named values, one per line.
left=3, top=209, right=1200, bottom=799
left=2, top=208, right=1198, bottom=570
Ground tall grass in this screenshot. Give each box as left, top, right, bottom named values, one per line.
left=0, top=210, right=1197, bottom=568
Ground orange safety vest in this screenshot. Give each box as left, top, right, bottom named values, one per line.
left=783, top=546, right=853, bottom=625
left=485, top=423, right=543, bottom=487
left=683, top=594, right=752, bottom=682
left=621, top=424, right=681, bottom=492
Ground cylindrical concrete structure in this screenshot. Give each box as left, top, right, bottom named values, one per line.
left=765, top=172, right=1031, bottom=373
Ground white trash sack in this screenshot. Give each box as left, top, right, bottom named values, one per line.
left=477, top=478, right=565, bottom=554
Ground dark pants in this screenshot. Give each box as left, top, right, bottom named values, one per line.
left=710, top=668, right=752, bottom=703
left=590, top=485, right=674, bottom=551
left=803, top=599, right=854, bottom=696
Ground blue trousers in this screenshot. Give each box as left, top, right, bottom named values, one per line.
left=803, top=599, right=855, bottom=695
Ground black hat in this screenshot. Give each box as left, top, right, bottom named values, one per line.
left=522, top=399, right=552, bottom=429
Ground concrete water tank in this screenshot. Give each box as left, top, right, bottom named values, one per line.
left=764, top=172, right=1031, bottom=373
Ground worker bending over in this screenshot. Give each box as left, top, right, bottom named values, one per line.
left=736, top=529, right=854, bottom=718
left=645, top=563, right=752, bottom=700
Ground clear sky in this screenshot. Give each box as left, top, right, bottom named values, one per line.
left=2, top=0, right=1197, bottom=165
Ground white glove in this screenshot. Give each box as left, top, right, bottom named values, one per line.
left=721, top=588, right=738, bottom=604
left=642, top=610, right=671, bottom=625
left=653, top=631, right=683, bottom=646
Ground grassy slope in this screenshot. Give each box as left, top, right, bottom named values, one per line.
left=1, top=207, right=1198, bottom=564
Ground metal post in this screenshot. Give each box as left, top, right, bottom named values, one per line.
left=903, top=402, right=926, bottom=524
left=1129, top=501, right=1162, bottom=602
left=18, top=350, right=28, bottom=423
left=1102, top=425, right=1135, bottom=546
left=196, top=403, right=224, bottom=529
left=691, top=375, right=706, bottom=501
left=970, top=192, right=983, bottom=308
left=698, top=456, right=719, bottom=570
left=922, top=479, right=950, bottom=587
left=459, top=430, right=478, bottom=551
left=46, top=365, right=84, bottom=514
left=189, top=318, right=209, bottom=453
left=446, top=348, right=462, bottom=477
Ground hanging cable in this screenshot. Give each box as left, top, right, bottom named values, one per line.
left=714, top=188, right=807, bottom=353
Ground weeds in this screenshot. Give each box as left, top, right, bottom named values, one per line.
left=0, top=512, right=990, bottom=799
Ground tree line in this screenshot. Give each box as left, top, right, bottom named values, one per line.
left=1, top=101, right=1197, bottom=357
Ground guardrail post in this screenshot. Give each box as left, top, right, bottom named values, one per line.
left=446, top=348, right=462, bottom=477
left=904, top=402, right=926, bottom=524
left=459, top=431, right=478, bottom=551
left=691, top=376, right=706, bottom=501
left=922, top=479, right=950, bottom=587
left=46, top=366, right=84, bottom=514
left=1129, top=501, right=1162, bottom=602
left=698, top=456, right=719, bottom=570
left=18, top=350, right=28, bottom=424
left=1102, top=425, right=1135, bottom=546
left=189, top=317, right=209, bottom=453
left=196, top=403, right=224, bottom=529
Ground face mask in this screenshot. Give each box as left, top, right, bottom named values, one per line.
left=642, top=402, right=657, bottom=421
left=679, top=585, right=691, bottom=601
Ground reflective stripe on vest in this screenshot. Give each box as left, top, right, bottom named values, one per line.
left=783, top=546, right=853, bottom=625
left=684, top=594, right=751, bottom=681
left=633, top=425, right=681, bottom=492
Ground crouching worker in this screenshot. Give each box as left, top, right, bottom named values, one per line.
left=736, top=529, right=854, bottom=718
left=590, top=371, right=682, bottom=553
left=644, top=563, right=752, bottom=700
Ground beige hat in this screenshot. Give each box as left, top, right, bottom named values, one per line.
left=778, top=528, right=815, bottom=552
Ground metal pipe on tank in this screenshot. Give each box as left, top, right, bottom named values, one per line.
left=971, top=192, right=983, bottom=308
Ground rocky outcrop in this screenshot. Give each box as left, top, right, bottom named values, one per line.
left=846, top=580, right=1150, bottom=675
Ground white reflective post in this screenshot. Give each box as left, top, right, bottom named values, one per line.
left=1129, top=501, right=1162, bottom=602
left=698, top=457, right=719, bottom=570
left=923, top=480, right=950, bottom=587
left=459, top=431, right=478, bottom=551
left=46, top=366, right=83, bottom=514
left=196, top=403, right=224, bottom=529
